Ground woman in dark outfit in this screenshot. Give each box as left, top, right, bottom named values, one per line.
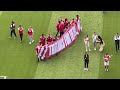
left=84, top=52, right=89, bottom=71
left=9, top=20, right=17, bottom=38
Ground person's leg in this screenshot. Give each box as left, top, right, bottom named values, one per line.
left=94, top=41, right=96, bottom=50
left=60, top=32, right=62, bottom=37
left=60, top=32, right=64, bottom=37
left=29, top=36, right=32, bottom=44
left=106, top=65, right=109, bottom=71
left=19, top=34, right=21, bottom=42
left=56, top=31, right=59, bottom=37
left=11, top=30, right=13, bottom=37
left=84, top=61, right=86, bottom=70
left=32, top=36, right=34, bottom=43
left=20, top=34, right=23, bottom=42
left=13, top=30, right=17, bottom=37
left=86, top=61, right=89, bottom=71
left=105, top=66, right=106, bottom=71
left=104, top=61, right=107, bottom=71
left=85, top=44, right=88, bottom=52
left=115, top=40, right=118, bottom=52
left=21, top=34, right=23, bottom=41
left=62, top=32, right=64, bottom=35
left=107, top=61, right=109, bottom=71
left=118, top=40, right=119, bottom=51
left=88, top=42, right=91, bottom=51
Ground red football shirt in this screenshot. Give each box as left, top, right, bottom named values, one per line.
left=76, top=17, right=80, bottom=22
left=18, top=27, right=24, bottom=34
left=59, top=22, right=64, bottom=32
left=64, top=21, right=68, bottom=28
left=104, top=55, right=111, bottom=62
left=56, top=23, right=60, bottom=31
left=47, top=36, right=53, bottom=42
left=40, top=36, right=46, bottom=44
left=28, top=28, right=33, bottom=36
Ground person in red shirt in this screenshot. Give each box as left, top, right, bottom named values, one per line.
left=76, top=15, right=80, bottom=22
left=56, top=20, right=61, bottom=37
left=64, top=18, right=69, bottom=29
left=67, top=22, right=71, bottom=28
left=28, top=26, right=34, bottom=44
left=18, top=25, right=24, bottom=43
left=47, top=34, right=53, bottom=44
left=71, top=19, right=76, bottom=25
left=59, top=20, right=65, bottom=37
left=103, top=53, right=112, bottom=71
left=40, top=34, right=46, bottom=46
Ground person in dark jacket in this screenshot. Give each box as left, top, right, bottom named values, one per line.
left=9, top=20, right=17, bottom=39
left=84, top=52, right=89, bottom=71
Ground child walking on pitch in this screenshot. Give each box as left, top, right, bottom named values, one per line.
left=18, top=25, right=24, bottom=43
left=28, top=26, right=34, bottom=44
left=103, top=53, right=112, bottom=71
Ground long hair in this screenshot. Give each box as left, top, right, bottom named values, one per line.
left=98, top=36, right=103, bottom=44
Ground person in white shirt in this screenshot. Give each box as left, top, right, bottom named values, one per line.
left=84, top=35, right=91, bottom=52
left=114, top=33, right=119, bottom=53
left=92, top=32, right=97, bottom=50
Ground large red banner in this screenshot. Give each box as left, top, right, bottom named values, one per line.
left=37, top=20, right=82, bottom=61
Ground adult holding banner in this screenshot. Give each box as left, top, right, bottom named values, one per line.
left=59, top=20, right=65, bottom=37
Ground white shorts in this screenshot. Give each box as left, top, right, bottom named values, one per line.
left=104, top=61, right=109, bottom=66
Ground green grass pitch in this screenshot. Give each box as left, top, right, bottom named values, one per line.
left=0, top=11, right=119, bottom=79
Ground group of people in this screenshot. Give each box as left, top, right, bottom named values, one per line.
left=84, top=52, right=111, bottom=72
left=84, top=32, right=105, bottom=52
left=36, top=15, right=81, bottom=61
left=37, top=15, right=80, bottom=46
left=83, top=32, right=120, bottom=72
left=56, top=15, right=80, bottom=37
left=9, top=20, right=34, bottom=44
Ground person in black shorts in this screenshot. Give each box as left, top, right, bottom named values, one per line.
left=9, top=20, right=17, bottom=39
left=84, top=52, right=89, bottom=71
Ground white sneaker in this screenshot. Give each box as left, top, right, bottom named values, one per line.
left=32, top=40, right=34, bottom=43
left=86, top=50, right=88, bottom=52
left=84, top=68, right=86, bottom=71
left=29, top=42, right=31, bottom=44
left=89, top=49, right=91, bottom=51
left=107, top=69, right=109, bottom=71
left=94, top=48, right=96, bottom=50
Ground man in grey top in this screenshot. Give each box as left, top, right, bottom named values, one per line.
left=114, top=33, right=120, bottom=53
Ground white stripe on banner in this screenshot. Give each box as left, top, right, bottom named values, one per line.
left=63, top=32, right=72, bottom=47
